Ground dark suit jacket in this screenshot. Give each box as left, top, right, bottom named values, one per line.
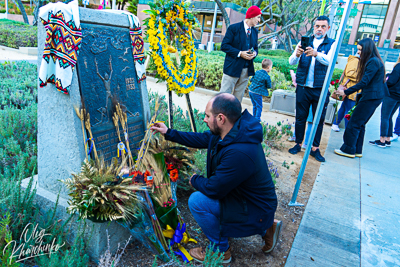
left=345, top=57, right=389, bottom=101
left=221, top=21, right=258, bottom=78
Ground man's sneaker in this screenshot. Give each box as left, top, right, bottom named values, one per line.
left=386, top=141, right=391, bottom=147
left=301, top=143, right=308, bottom=149
left=369, top=140, right=386, bottom=148
left=331, top=124, right=340, bottom=132
left=334, top=149, right=355, bottom=158
left=262, top=219, right=282, bottom=253
left=391, top=133, right=399, bottom=141
left=288, top=136, right=296, bottom=142
left=288, top=144, right=301, bottom=154
left=355, top=153, right=363, bottom=158
left=310, top=148, right=325, bottom=162
left=190, top=246, right=231, bottom=264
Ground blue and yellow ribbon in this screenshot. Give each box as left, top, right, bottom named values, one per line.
left=163, top=223, right=197, bottom=262
left=117, top=142, right=127, bottom=157
left=85, top=138, right=94, bottom=155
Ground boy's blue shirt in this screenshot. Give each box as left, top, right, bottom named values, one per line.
left=248, top=69, right=272, bottom=97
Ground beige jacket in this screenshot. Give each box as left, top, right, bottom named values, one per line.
left=341, top=55, right=361, bottom=101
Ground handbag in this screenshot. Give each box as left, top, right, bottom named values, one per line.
left=331, top=70, right=349, bottom=101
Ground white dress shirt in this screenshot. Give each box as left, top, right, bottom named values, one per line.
left=289, top=37, right=336, bottom=88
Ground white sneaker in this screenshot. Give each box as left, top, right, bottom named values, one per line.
left=391, top=133, right=399, bottom=141
left=302, top=144, right=307, bottom=149
left=331, top=124, right=340, bottom=132
left=288, top=136, right=296, bottom=142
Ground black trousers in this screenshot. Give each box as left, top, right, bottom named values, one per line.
left=295, top=85, right=330, bottom=147
left=340, top=98, right=383, bottom=155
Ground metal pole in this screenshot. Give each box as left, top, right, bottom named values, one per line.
left=288, top=0, right=353, bottom=207
left=112, top=0, right=116, bottom=9
left=208, top=1, right=218, bottom=53
left=6, top=0, right=8, bottom=16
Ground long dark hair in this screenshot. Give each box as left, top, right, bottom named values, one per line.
left=357, top=38, right=386, bottom=83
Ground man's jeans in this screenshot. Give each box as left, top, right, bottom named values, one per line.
left=249, top=92, right=263, bottom=121
left=380, top=96, right=400, bottom=137
left=188, top=192, right=229, bottom=252
left=394, top=107, right=400, bottom=135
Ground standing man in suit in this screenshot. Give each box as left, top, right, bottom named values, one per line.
left=219, top=6, right=261, bottom=102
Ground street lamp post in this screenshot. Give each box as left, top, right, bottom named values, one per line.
left=207, top=0, right=218, bottom=53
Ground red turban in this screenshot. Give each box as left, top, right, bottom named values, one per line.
left=246, top=6, right=262, bottom=19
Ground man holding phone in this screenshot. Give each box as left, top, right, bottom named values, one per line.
left=288, top=15, right=336, bottom=162
left=220, top=6, right=260, bottom=102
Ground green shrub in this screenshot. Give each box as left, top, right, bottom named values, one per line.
left=0, top=61, right=38, bottom=109
left=0, top=104, right=37, bottom=180
left=0, top=61, right=38, bottom=180
left=258, top=49, right=291, bottom=57
left=196, top=53, right=225, bottom=90
left=0, top=19, right=37, bottom=49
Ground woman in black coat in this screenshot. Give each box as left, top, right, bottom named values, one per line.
left=334, top=38, right=388, bottom=158
left=368, top=54, right=400, bottom=147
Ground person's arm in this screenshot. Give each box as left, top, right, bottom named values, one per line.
left=165, top=129, right=211, bottom=149
left=221, top=26, right=241, bottom=58
left=151, top=123, right=211, bottom=149
left=288, top=42, right=301, bottom=65
left=387, top=65, right=400, bottom=88
left=315, top=41, right=336, bottom=66
left=344, top=58, right=380, bottom=96
left=191, top=149, right=255, bottom=199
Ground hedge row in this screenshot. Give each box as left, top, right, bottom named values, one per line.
left=0, top=19, right=37, bottom=49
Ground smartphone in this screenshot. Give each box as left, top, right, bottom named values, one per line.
left=301, top=36, right=311, bottom=49
left=247, top=47, right=254, bottom=54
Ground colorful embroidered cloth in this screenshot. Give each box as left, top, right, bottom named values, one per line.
left=38, top=0, right=82, bottom=94
left=127, top=14, right=146, bottom=83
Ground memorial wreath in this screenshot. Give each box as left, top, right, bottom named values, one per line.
left=144, top=0, right=198, bottom=95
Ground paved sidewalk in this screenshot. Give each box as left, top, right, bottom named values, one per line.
left=0, top=47, right=37, bottom=64
left=286, top=106, right=400, bottom=266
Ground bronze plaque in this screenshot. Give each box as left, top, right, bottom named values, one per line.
left=76, top=23, right=145, bottom=163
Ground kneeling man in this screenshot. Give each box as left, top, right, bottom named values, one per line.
left=151, top=93, right=281, bottom=263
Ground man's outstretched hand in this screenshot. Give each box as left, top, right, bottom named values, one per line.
left=150, top=122, right=168, bottom=135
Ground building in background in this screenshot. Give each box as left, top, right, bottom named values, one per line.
left=341, top=0, right=400, bottom=49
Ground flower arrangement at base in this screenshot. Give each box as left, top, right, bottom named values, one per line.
left=144, top=0, right=198, bottom=95
left=61, top=158, right=146, bottom=223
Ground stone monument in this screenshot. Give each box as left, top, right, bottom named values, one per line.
left=23, top=8, right=150, bottom=260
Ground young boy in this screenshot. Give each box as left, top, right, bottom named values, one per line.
left=248, top=58, right=272, bottom=121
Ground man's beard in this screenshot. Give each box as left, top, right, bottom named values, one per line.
left=209, top=119, right=222, bottom=136
left=315, top=32, right=325, bottom=39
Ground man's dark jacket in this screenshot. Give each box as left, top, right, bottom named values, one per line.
left=221, top=21, right=258, bottom=78
left=345, top=57, right=389, bottom=101
left=295, top=35, right=335, bottom=88
left=386, top=63, right=400, bottom=101
left=165, top=110, right=277, bottom=238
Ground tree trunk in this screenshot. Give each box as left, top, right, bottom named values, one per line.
left=16, top=0, right=30, bottom=24
left=215, top=0, right=230, bottom=29
left=285, top=28, right=293, bottom=52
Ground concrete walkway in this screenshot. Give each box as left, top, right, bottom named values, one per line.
left=0, top=46, right=37, bottom=64
left=286, top=106, right=400, bottom=266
